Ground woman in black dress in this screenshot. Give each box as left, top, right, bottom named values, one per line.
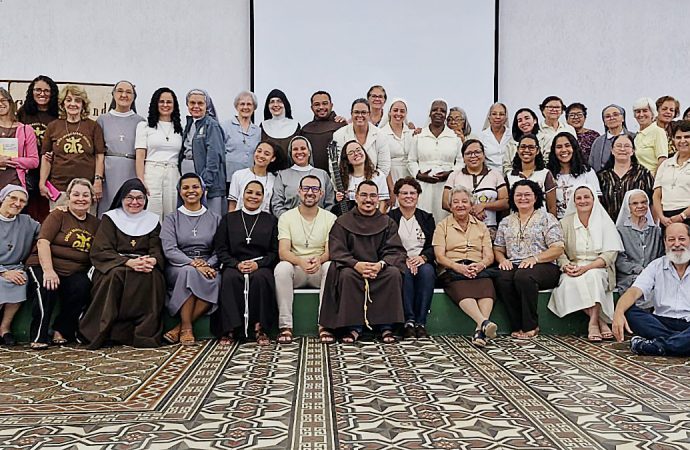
left=213, top=180, right=278, bottom=345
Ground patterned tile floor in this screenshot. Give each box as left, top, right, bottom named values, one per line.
left=0, top=336, right=688, bottom=449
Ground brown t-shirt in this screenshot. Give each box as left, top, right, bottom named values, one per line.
left=26, top=209, right=100, bottom=276
left=17, top=109, right=57, bottom=149
left=41, top=119, right=105, bottom=191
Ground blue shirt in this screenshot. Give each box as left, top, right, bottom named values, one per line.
left=632, top=256, right=690, bottom=320
left=221, top=116, right=261, bottom=183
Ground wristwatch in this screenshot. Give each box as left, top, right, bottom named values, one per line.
left=378, top=260, right=386, bottom=269
left=94, top=174, right=105, bottom=181
left=681, top=212, right=688, bottom=221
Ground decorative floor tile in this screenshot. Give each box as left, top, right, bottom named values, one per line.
left=0, top=336, right=687, bottom=449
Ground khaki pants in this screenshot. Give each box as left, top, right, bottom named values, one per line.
left=274, top=260, right=330, bottom=329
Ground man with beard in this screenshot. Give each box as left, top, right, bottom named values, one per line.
left=612, top=223, right=690, bottom=356
left=274, top=175, right=336, bottom=344
left=299, top=91, right=346, bottom=172
left=319, top=180, right=406, bottom=343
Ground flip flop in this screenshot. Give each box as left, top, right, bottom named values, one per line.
left=278, top=328, right=293, bottom=344
left=319, top=329, right=335, bottom=344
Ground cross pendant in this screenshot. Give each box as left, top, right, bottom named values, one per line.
left=246, top=237, right=252, bottom=244
left=192, top=228, right=198, bottom=237
left=119, top=134, right=125, bottom=142
left=305, top=242, right=309, bottom=248
left=166, top=137, right=170, bottom=141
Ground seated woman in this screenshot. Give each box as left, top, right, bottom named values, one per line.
left=615, top=189, right=663, bottom=309
left=336, top=140, right=389, bottom=213
left=27, top=178, right=100, bottom=349
left=494, top=180, right=564, bottom=339
left=548, top=184, right=624, bottom=341
left=228, top=141, right=278, bottom=212
left=506, top=134, right=557, bottom=216
left=271, top=136, right=335, bottom=217
left=213, top=181, right=278, bottom=345
left=0, top=185, right=39, bottom=346
left=160, top=173, right=221, bottom=346
left=443, top=139, right=508, bottom=237
left=434, top=186, right=496, bottom=347
left=388, top=177, right=436, bottom=339
left=597, top=134, right=654, bottom=220
left=653, top=120, right=690, bottom=227
left=79, top=178, right=165, bottom=349
left=546, top=132, right=601, bottom=219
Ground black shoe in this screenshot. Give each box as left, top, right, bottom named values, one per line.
left=402, top=325, right=416, bottom=340
left=415, top=325, right=429, bottom=339
left=2, top=333, right=16, bottom=346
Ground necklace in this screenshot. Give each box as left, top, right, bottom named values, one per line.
left=241, top=212, right=260, bottom=245
left=189, top=214, right=203, bottom=237
left=517, top=210, right=536, bottom=249
left=0, top=123, right=15, bottom=137
left=65, top=119, right=81, bottom=135
left=299, top=212, right=317, bottom=248
left=160, top=121, right=173, bottom=142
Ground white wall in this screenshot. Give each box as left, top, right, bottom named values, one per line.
left=0, top=0, right=250, bottom=122
left=253, top=0, right=496, bottom=129
left=499, top=0, right=690, bottom=133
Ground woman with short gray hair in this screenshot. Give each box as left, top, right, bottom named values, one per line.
left=221, top=91, right=261, bottom=188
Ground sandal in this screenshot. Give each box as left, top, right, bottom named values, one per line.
left=471, top=329, right=487, bottom=347
left=219, top=334, right=234, bottom=346
left=341, top=330, right=360, bottom=344
left=278, top=328, right=293, bottom=344
left=179, top=328, right=195, bottom=346
left=30, top=342, right=49, bottom=350
left=319, top=328, right=335, bottom=344
left=163, top=326, right=181, bottom=344
left=588, top=323, right=602, bottom=342
left=599, top=321, right=614, bottom=340
left=517, top=327, right=539, bottom=340
left=480, top=320, right=498, bottom=340
left=255, top=329, right=270, bottom=346
left=52, top=331, right=67, bottom=345
left=510, top=330, right=524, bottom=339
left=381, top=330, right=397, bottom=344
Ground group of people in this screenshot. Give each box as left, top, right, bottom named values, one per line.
left=0, top=76, right=688, bottom=356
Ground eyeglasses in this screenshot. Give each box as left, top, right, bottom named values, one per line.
left=369, top=94, right=385, bottom=100
left=33, top=88, right=51, bottom=95
left=447, top=116, right=464, bottom=123
left=299, top=186, right=321, bottom=193
left=567, top=113, right=584, bottom=119
left=346, top=149, right=364, bottom=156
left=124, top=195, right=145, bottom=202
left=357, top=193, right=379, bottom=199
left=604, top=112, right=621, bottom=120
left=518, top=144, right=538, bottom=151
left=514, top=193, right=535, bottom=199
left=352, top=110, right=369, bottom=116
left=464, top=151, right=484, bottom=157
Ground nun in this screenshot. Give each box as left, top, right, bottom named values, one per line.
left=615, top=189, right=664, bottom=308
left=212, top=180, right=278, bottom=345
left=160, top=173, right=221, bottom=346
left=0, top=185, right=40, bottom=345
left=79, top=178, right=166, bottom=349
left=260, top=89, right=301, bottom=170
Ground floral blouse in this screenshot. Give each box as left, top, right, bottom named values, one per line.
left=494, top=209, right=564, bottom=263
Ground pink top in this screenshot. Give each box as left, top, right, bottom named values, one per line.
left=10, top=123, right=39, bottom=188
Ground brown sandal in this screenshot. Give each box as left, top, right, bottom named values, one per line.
left=341, top=330, right=360, bottom=344
left=180, top=328, right=195, bottom=346
left=163, top=326, right=181, bottom=344
left=219, top=333, right=234, bottom=346
left=277, top=328, right=293, bottom=344
left=256, top=329, right=270, bottom=346
left=319, top=328, right=335, bottom=344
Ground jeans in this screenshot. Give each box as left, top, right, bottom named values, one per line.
left=625, top=305, right=690, bottom=356
left=402, top=263, right=436, bottom=326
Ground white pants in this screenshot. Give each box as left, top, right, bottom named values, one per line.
left=144, top=161, right=179, bottom=222
left=274, top=260, right=330, bottom=329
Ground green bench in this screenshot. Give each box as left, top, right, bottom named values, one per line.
left=9, top=289, right=591, bottom=343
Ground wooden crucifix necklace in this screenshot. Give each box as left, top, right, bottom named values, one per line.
left=241, top=212, right=260, bottom=245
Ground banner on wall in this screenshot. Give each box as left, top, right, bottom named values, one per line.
left=3, top=80, right=114, bottom=120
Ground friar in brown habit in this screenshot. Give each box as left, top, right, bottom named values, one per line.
left=319, top=180, right=406, bottom=343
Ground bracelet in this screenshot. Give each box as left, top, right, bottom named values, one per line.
left=681, top=212, right=688, bottom=221
left=94, top=175, right=104, bottom=181
left=533, top=255, right=540, bottom=263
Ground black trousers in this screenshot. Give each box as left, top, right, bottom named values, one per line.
left=494, top=263, right=560, bottom=332
left=28, top=266, right=92, bottom=344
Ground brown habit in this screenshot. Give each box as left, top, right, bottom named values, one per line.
left=300, top=112, right=347, bottom=171
left=319, top=208, right=406, bottom=329
left=79, top=215, right=166, bottom=349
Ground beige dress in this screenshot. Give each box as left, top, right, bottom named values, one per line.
left=548, top=225, right=613, bottom=321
